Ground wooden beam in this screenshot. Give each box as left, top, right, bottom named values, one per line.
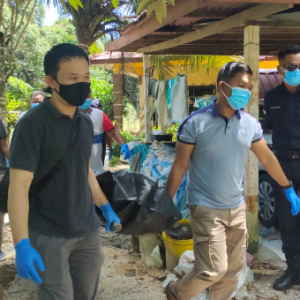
left=143, top=55, right=151, bottom=143
left=137, top=3, right=292, bottom=53
left=113, top=74, right=123, bottom=131
left=243, top=24, right=260, bottom=254
left=246, top=20, right=300, bottom=28
left=105, top=0, right=208, bottom=51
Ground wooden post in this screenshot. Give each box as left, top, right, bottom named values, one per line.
left=113, top=74, right=123, bottom=131
left=243, top=25, right=260, bottom=254
left=143, top=55, right=151, bottom=142
left=138, top=76, right=145, bottom=134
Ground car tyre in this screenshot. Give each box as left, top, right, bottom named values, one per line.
left=258, top=173, right=279, bottom=229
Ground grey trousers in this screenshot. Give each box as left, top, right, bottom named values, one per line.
left=29, top=229, right=104, bottom=300
left=0, top=212, right=4, bottom=251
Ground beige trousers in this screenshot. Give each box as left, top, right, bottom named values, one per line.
left=173, top=203, right=248, bottom=300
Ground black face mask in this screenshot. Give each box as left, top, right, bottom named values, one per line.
left=54, top=80, right=91, bottom=107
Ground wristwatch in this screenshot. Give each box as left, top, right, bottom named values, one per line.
left=282, top=180, right=293, bottom=190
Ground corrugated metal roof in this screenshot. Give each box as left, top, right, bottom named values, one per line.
left=122, top=2, right=255, bottom=34
left=259, top=68, right=283, bottom=100
left=170, top=3, right=253, bottom=26
left=106, top=1, right=300, bottom=55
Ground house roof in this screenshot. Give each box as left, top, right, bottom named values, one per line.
left=105, top=0, right=300, bottom=55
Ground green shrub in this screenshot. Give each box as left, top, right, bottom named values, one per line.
left=112, top=143, right=121, bottom=157
left=166, top=123, right=180, bottom=141
left=111, top=131, right=146, bottom=158
left=109, top=156, right=120, bottom=167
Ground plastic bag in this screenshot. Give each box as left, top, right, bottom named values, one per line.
left=95, top=170, right=182, bottom=235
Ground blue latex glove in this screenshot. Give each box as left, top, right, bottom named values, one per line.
left=121, top=144, right=131, bottom=160
left=109, top=150, right=113, bottom=161
left=285, top=187, right=300, bottom=216
left=15, top=239, right=45, bottom=284
left=100, top=203, right=121, bottom=232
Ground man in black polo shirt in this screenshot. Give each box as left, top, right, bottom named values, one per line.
left=7, top=43, right=120, bottom=300
left=0, top=117, right=9, bottom=261
left=264, top=45, right=300, bottom=291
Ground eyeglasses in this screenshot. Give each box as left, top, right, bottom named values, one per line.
left=281, top=64, right=300, bottom=72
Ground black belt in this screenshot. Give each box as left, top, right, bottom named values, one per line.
left=273, top=149, right=300, bottom=160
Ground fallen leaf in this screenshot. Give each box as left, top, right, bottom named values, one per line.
left=252, top=269, right=281, bottom=275
left=247, top=281, right=253, bottom=292
left=158, top=275, right=166, bottom=281
left=125, top=269, right=136, bottom=277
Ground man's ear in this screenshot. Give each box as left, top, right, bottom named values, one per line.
left=277, top=65, right=285, bottom=78
left=218, top=81, right=225, bottom=93
left=45, top=76, right=56, bottom=90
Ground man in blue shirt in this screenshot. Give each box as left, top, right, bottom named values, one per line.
left=165, top=62, right=300, bottom=300
left=264, top=45, right=300, bottom=291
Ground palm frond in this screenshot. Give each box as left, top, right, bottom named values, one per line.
left=150, top=54, right=242, bottom=81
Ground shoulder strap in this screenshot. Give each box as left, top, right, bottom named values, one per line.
left=33, top=118, right=81, bottom=193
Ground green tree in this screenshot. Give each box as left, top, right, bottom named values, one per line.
left=90, top=66, right=114, bottom=120
left=0, top=0, right=104, bottom=125
left=12, top=18, right=77, bottom=87
left=6, top=76, right=33, bottom=135
left=0, top=0, right=39, bottom=123
left=137, top=0, right=174, bottom=23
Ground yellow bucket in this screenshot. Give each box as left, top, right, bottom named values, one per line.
left=163, top=219, right=193, bottom=270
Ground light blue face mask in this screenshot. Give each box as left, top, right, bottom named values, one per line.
left=31, top=103, right=39, bottom=108
left=78, top=99, right=91, bottom=110
left=282, top=68, right=300, bottom=86
left=222, top=82, right=251, bottom=110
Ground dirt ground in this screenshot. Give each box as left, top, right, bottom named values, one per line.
left=1, top=163, right=300, bottom=300
left=2, top=222, right=300, bottom=300
left=0, top=220, right=167, bottom=300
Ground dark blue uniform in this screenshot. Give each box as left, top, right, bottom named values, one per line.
left=264, top=84, right=300, bottom=256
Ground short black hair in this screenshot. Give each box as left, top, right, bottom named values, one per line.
left=278, top=45, right=300, bottom=62
left=217, top=62, right=253, bottom=87
left=44, top=43, right=89, bottom=79
left=31, top=91, right=44, bottom=99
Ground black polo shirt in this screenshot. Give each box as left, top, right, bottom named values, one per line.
left=264, top=84, right=300, bottom=150
left=10, top=98, right=101, bottom=237
left=0, top=118, right=8, bottom=167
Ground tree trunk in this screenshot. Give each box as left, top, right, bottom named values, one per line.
left=0, top=35, right=7, bottom=127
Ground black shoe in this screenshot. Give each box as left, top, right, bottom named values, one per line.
left=273, top=255, right=300, bottom=291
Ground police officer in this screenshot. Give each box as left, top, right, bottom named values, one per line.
left=264, top=45, right=300, bottom=291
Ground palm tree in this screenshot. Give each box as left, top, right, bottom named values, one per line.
left=55, top=0, right=142, bottom=52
